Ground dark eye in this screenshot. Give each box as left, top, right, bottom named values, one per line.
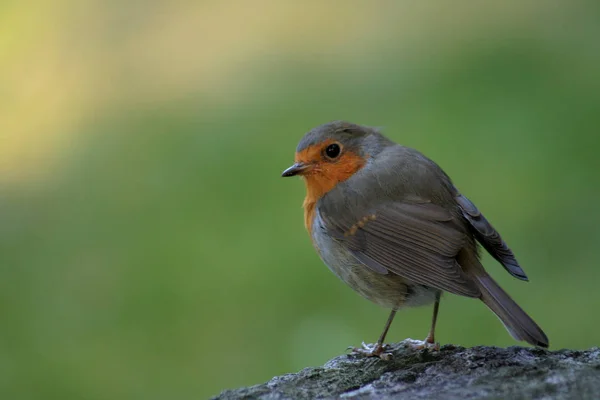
left=325, top=143, right=341, bottom=159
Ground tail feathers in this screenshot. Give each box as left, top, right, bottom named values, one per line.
left=476, top=274, right=549, bottom=348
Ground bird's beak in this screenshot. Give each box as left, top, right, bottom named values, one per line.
left=281, top=162, right=312, bottom=177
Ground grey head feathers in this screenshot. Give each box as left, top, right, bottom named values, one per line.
left=297, top=121, right=394, bottom=158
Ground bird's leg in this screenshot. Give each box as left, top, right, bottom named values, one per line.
left=351, top=309, right=396, bottom=360
left=414, top=292, right=441, bottom=350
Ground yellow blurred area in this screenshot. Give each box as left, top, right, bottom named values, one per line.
left=0, top=1, right=574, bottom=182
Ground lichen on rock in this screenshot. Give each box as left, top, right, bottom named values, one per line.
left=213, top=340, right=600, bottom=400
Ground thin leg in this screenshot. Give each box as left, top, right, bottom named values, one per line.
left=377, top=309, right=397, bottom=346
left=425, top=292, right=441, bottom=344
left=413, top=292, right=441, bottom=350
left=351, top=309, right=397, bottom=360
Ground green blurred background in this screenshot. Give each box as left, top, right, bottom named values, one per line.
left=1, top=1, right=599, bottom=398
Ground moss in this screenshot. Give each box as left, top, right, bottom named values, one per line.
left=214, top=340, right=600, bottom=400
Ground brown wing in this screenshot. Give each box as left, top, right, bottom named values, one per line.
left=455, top=193, right=528, bottom=281
left=319, top=201, right=481, bottom=298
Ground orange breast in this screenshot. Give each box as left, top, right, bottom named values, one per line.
left=295, top=142, right=367, bottom=233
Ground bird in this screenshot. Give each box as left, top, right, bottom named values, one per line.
left=281, top=121, right=549, bottom=359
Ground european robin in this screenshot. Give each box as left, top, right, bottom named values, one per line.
left=282, top=121, right=548, bottom=359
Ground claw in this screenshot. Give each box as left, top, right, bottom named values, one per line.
left=414, top=341, right=440, bottom=351
left=408, top=337, right=440, bottom=351
left=350, top=342, right=393, bottom=360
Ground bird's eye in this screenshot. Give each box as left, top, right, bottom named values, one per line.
left=324, top=143, right=341, bottom=159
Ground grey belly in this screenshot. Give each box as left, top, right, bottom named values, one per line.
left=312, top=216, right=438, bottom=310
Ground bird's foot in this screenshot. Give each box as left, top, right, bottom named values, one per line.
left=408, top=335, right=440, bottom=351
left=348, top=341, right=393, bottom=360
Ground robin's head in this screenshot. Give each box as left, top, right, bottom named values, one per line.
left=282, top=121, right=391, bottom=201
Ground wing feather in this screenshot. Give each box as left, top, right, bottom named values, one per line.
left=320, top=201, right=481, bottom=298
left=456, top=193, right=528, bottom=281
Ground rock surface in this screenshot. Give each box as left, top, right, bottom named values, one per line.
left=213, top=340, right=600, bottom=400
